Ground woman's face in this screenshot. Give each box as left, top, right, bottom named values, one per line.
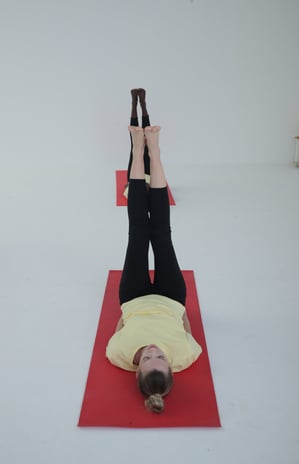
left=137, top=345, right=170, bottom=377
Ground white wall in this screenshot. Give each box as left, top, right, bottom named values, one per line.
left=1, top=0, right=299, bottom=169
left=1, top=3, right=299, bottom=463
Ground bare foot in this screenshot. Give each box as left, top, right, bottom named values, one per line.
left=144, top=126, right=161, bottom=154
left=128, top=126, right=145, bottom=151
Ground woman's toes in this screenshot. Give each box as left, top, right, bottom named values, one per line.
left=145, top=126, right=161, bottom=133
left=128, top=126, right=144, bottom=133
left=152, top=126, right=161, bottom=133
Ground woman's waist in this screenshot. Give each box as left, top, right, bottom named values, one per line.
left=121, top=294, right=185, bottom=321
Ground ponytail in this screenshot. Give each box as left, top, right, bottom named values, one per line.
left=137, top=368, right=173, bottom=413
left=145, top=393, right=164, bottom=413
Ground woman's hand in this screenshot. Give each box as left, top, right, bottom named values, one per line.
left=183, top=312, right=192, bottom=334
left=115, top=317, right=124, bottom=332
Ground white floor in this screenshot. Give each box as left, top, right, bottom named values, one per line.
left=1, top=159, right=299, bottom=464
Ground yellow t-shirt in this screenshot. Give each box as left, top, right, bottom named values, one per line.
left=106, top=294, right=202, bottom=372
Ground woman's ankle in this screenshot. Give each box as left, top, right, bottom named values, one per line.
left=132, top=147, right=144, bottom=159
left=148, top=148, right=160, bottom=159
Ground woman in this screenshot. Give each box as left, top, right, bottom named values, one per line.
left=106, top=89, right=202, bottom=413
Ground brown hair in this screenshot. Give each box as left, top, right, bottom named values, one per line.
left=137, top=368, right=173, bottom=413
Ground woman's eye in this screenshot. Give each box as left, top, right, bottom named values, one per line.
left=158, top=355, right=165, bottom=359
left=143, top=356, right=150, bottom=361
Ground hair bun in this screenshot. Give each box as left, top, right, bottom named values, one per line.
left=145, top=393, right=164, bottom=413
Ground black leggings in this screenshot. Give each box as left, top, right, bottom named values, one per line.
left=119, top=180, right=187, bottom=306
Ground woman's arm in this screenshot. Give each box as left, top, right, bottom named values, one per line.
left=183, top=312, right=192, bottom=334
left=115, top=317, right=124, bottom=332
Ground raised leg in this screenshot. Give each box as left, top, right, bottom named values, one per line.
left=131, top=88, right=138, bottom=120
left=139, top=89, right=151, bottom=177
left=119, top=180, right=152, bottom=304
left=127, top=89, right=151, bottom=181
left=119, top=126, right=151, bottom=304
left=149, top=188, right=186, bottom=305
left=127, top=89, right=140, bottom=182
left=128, top=126, right=146, bottom=179
left=146, top=127, right=186, bottom=305
left=144, top=126, right=167, bottom=188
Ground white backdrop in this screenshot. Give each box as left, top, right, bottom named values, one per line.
left=1, top=2, right=299, bottom=464
left=1, top=0, right=299, bottom=169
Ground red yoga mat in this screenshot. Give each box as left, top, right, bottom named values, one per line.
left=116, top=170, right=176, bottom=206
left=78, top=270, right=220, bottom=428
